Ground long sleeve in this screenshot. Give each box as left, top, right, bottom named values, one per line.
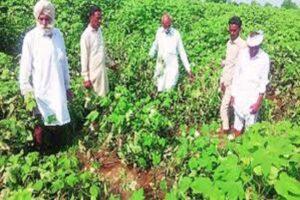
left=231, top=53, right=243, bottom=97
left=19, top=35, right=33, bottom=96
left=149, top=31, right=158, bottom=58
left=80, top=33, right=90, bottom=81
left=177, top=34, right=191, bottom=73
left=257, top=56, right=270, bottom=94
left=220, top=46, right=237, bottom=86
left=58, top=31, right=70, bottom=89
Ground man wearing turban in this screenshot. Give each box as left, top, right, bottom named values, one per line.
left=19, top=0, right=72, bottom=150
left=229, top=31, right=270, bottom=139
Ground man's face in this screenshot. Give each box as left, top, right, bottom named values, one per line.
left=228, top=24, right=240, bottom=41
left=161, top=16, right=172, bottom=30
left=38, top=13, right=52, bottom=29
left=249, top=46, right=260, bottom=58
left=90, top=11, right=102, bottom=30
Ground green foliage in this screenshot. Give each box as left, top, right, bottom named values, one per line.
left=0, top=152, right=104, bottom=199
left=167, top=122, right=300, bottom=199
left=0, top=0, right=299, bottom=199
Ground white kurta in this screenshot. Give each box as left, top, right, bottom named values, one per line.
left=231, top=48, right=270, bottom=130
left=80, top=25, right=109, bottom=96
left=220, top=36, right=247, bottom=130
left=19, top=27, right=71, bottom=126
left=149, top=27, right=191, bottom=92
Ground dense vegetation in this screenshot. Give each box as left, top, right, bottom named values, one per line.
left=0, top=0, right=299, bottom=199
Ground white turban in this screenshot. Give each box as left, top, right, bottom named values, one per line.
left=34, top=0, right=55, bottom=22
left=247, top=30, right=264, bottom=47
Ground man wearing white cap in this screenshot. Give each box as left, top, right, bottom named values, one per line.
left=149, top=13, right=194, bottom=92
left=219, top=16, right=247, bottom=135
left=19, top=0, right=72, bottom=149
left=229, top=31, right=270, bottom=139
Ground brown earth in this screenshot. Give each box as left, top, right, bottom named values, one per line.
left=77, top=149, right=170, bottom=200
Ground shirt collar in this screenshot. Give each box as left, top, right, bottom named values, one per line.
left=36, top=27, right=54, bottom=38
left=230, top=36, right=242, bottom=45
left=161, top=27, right=174, bottom=35
left=88, top=24, right=99, bottom=32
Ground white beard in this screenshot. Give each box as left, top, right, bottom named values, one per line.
left=36, top=22, right=54, bottom=37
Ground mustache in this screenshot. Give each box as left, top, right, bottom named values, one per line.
left=36, top=21, right=54, bottom=29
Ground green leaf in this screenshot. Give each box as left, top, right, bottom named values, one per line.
left=178, top=176, right=192, bottom=193
left=151, top=152, right=161, bottom=166
left=32, top=180, right=44, bottom=191
left=90, top=185, right=100, bottom=200
left=51, top=180, right=65, bottom=193
left=160, top=180, right=168, bottom=192
left=188, top=157, right=199, bottom=170
left=66, top=174, right=79, bottom=187
left=274, top=173, right=300, bottom=200
left=8, top=189, right=32, bottom=200
left=191, top=177, right=212, bottom=194
left=130, top=189, right=144, bottom=200
left=164, top=190, right=177, bottom=200
left=87, top=110, right=99, bottom=122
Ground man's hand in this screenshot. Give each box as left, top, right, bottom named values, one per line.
left=220, top=82, right=226, bottom=94
left=250, top=102, right=261, bottom=114
left=84, top=80, right=93, bottom=89
left=250, top=94, right=264, bottom=114
left=66, top=89, right=73, bottom=101
left=221, top=59, right=226, bottom=68
left=230, top=96, right=235, bottom=106
left=188, top=72, right=195, bottom=82
left=110, top=61, right=118, bottom=71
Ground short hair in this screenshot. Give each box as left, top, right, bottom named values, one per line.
left=161, top=12, right=172, bottom=22
left=89, top=5, right=101, bottom=18
left=228, top=16, right=242, bottom=28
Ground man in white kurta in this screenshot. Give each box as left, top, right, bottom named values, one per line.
left=219, top=16, right=247, bottom=134
left=149, top=13, right=194, bottom=92
left=230, top=31, right=270, bottom=138
left=80, top=6, right=110, bottom=97
left=19, top=0, right=71, bottom=147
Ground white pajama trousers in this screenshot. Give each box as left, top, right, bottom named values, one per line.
left=233, top=110, right=258, bottom=131
left=156, top=55, right=179, bottom=92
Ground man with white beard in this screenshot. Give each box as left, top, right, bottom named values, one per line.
left=19, top=0, right=72, bottom=150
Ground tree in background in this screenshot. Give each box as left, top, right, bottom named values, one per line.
left=282, top=0, right=298, bottom=9
left=264, top=3, right=274, bottom=7
left=251, top=0, right=260, bottom=6
left=206, top=0, right=227, bottom=3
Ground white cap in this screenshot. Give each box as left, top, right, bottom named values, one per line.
left=247, top=30, right=264, bottom=47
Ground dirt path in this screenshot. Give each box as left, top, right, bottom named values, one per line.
left=77, top=150, right=169, bottom=199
